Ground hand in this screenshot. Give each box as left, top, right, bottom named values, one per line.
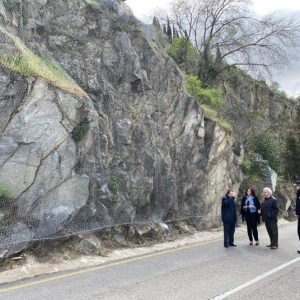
left=258, top=209, right=261, bottom=214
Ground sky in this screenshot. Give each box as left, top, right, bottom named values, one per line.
left=126, top=0, right=300, bottom=96
left=126, top=0, right=300, bottom=20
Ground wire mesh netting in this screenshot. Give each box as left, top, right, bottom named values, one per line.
left=0, top=0, right=234, bottom=257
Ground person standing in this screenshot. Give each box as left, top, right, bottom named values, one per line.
left=261, top=187, right=279, bottom=249
left=295, top=180, right=300, bottom=253
left=241, top=188, right=261, bottom=245
left=222, top=190, right=237, bottom=248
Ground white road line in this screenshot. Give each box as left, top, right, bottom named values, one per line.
left=212, top=256, right=300, bottom=300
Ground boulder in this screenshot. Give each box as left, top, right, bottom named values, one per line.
left=0, top=223, right=33, bottom=259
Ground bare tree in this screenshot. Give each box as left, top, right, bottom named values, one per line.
left=162, top=0, right=300, bottom=85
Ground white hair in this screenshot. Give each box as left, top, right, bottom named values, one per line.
left=263, top=187, right=273, bottom=195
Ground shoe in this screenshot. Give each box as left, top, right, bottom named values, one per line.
left=229, top=244, right=237, bottom=247
left=249, top=241, right=253, bottom=245
left=297, top=243, right=300, bottom=253
left=224, top=245, right=229, bottom=248
left=255, top=241, right=259, bottom=246
left=270, top=245, right=278, bottom=249
left=266, top=244, right=272, bottom=247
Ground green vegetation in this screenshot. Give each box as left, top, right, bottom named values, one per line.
left=102, top=93, right=110, bottom=104
left=163, top=26, right=231, bottom=136
left=111, top=195, right=119, bottom=205
left=3, top=0, right=15, bottom=11
left=202, top=105, right=232, bottom=133
left=223, top=66, right=256, bottom=89
left=109, top=174, right=121, bottom=193
left=152, top=17, right=165, bottom=47
left=285, top=107, right=300, bottom=179
left=184, top=75, right=223, bottom=108
left=84, top=0, right=102, bottom=9
left=238, top=175, right=262, bottom=199
left=66, top=241, right=76, bottom=250
left=112, top=16, right=135, bottom=33
left=167, top=38, right=199, bottom=74
left=247, top=132, right=284, bottom=174
left=0, top=185, right=10, bottom=199
left=240, top=156, right=264, bottom=177
left=0, top=27, right=85, bottom=98
left=72, top=122, right=90, bottom=142
left=270, top=81, right=289, bottom=99
left=3, top=0, right=29, bottom=25
left=285, top=136, right=300, bottom=178
left=109, top=174, right=121, bottom=205
left=165, top=0, right=298, bottom=86
left=159, top=1, right=298, bottom=189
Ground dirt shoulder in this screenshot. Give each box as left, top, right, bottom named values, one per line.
left=0, top=219, right=291, bottom=285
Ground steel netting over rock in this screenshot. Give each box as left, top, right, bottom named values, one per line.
left=0, top=0, right=242, bottom=258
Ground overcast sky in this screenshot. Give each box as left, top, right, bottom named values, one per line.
left=126, top=0, right=300, bottom=97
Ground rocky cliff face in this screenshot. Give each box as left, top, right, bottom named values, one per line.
left=0, top=0, right=242, bottom=258
left=220, top=73, right=297, bottom=141
left=220, top=70, right=298, bottom=218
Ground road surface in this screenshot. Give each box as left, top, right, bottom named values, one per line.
left=0, top=222, right=299, bottom=299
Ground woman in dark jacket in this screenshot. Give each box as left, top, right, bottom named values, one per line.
left=240, top=188, right=261, bottom=245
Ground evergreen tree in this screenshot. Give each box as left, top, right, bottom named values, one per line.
left=153, top=16, right=161, bottom=30
left=163, top=24, right=167, bottom=35
left=285, top=106, right=300, bottom=179
left=172, top=24, right=177, bottom=40
left=167, top=17, right=172, bottom=42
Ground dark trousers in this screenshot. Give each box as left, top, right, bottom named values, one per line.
left=265, top=220, right=278, bottom=246
left=223, top=223, right=235, bottom=246
left=245, top=213, right=259, bottom=241
left=298, top=216, right=300, bottom=240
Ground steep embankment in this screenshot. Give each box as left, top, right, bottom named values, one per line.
left=220, top=70, right=298, bottom=212
left=0, top=0, right=242, bottom=258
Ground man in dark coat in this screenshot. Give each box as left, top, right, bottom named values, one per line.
left=261, top=187, right=279, bottom=249
left=295, top=180, right=300, bottom=253
left=221, top=190, right=237, bottom=248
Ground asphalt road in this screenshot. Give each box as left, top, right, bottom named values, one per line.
left=0, top=222, right=299, bottom=300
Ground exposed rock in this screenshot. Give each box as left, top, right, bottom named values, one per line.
left=0, top=0, right=244, bottom=257
left=263, top=164, right=278, bottom=192
left=253, top=154, right=278, bottom=192
left=0, top=223, right=33, bottom=260
left=112, top=234, right=126, bottom=245
left=158, top=222, right=169, bottom=232
left=79, top=237, right=101, bottom=256
left=222, top=74, right=297, bottom=143
left=33, top=175, right=90, bottom=238
left=0, top=0, right=10, bottom=24
left=134, top=224, right=162, bottom=241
